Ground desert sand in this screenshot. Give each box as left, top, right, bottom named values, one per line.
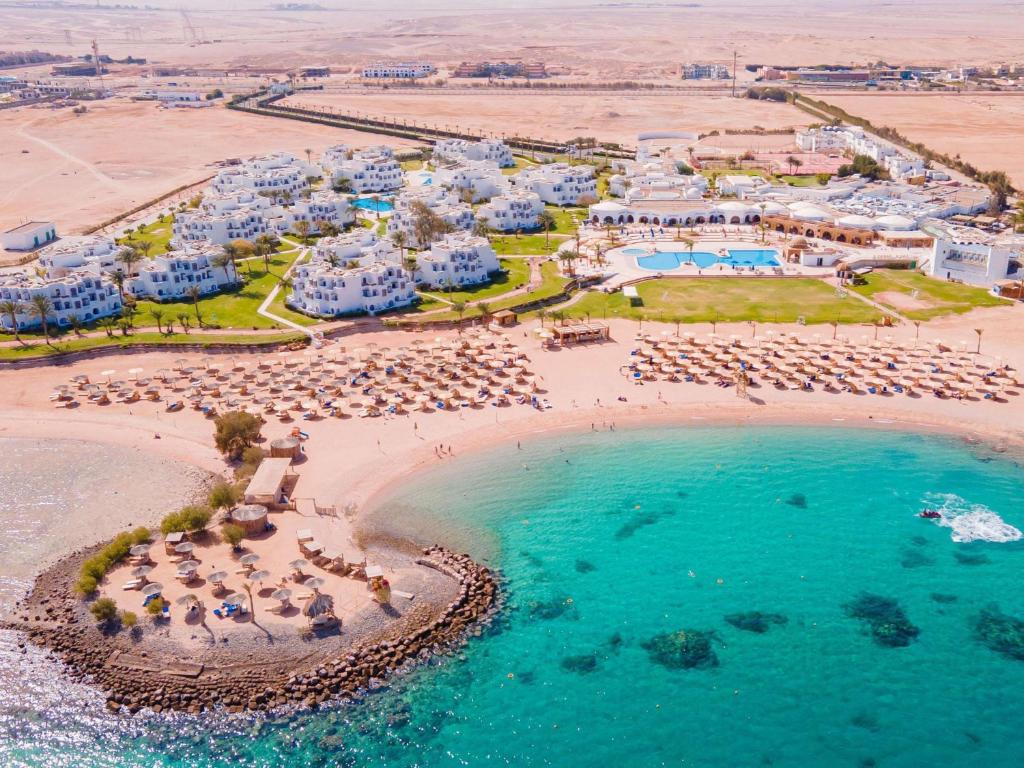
left=826, top=92, right=1024, bottom=187
left=0, top=100, right=419, bottom=234
left=282, top=90, right=810, bottom=147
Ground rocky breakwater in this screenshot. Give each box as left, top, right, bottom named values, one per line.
left=5, top=545, right=500, bottom=715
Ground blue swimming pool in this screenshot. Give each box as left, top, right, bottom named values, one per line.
left=636, top=248, right=779, bottom=271
left=352, top=197, right=394, bottom=213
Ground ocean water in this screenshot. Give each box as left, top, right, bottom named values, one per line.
left=4, top=427, right=1024, bottom=767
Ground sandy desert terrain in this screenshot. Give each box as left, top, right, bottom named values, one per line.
left=282, top=90, right=810, bottom=147
left=0, top=101, right=419, bottom=235
left=826, top=92, right=1024, bottom=187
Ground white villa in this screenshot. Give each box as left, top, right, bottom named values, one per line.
left=173, top=192, right=274, bottom=245
left=38, top=235, right=119, bottom=277
left=716, top=175, right=773, bottom=198
left=927, top=228, right=1017, bottom=288
left=322, top=145, right=403, bottom=193
left=432, top=139, right=514, bottom=168
left=511, top=163, right=597, bottom=206
left=386, top=188, right=475, bottom=244
left=282, top=191, right=354, bottom=233
left=0, top=271, right=121, bottom=330
left=1, top=221, right=57, bottom=251
left=609, top=167, right=708, bottom=200
left=290, top=236, right=415, bottom=317
left=432, top=160, right=508, bottom=203
left=415, top=233, right=500, bottom=289
left=477, top=191, right=545, bottom=232
left=128, top=246, right=234, bottom=300
left=796, top=126, right=926, bottom=181
left=211, top=152, right=314, bottom=200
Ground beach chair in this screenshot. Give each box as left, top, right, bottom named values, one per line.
left=121, top=579, right=142, bottom=591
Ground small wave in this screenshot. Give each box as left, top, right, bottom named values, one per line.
left=922, top=493, right=1022, bottom=543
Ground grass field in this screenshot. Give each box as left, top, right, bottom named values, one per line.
left=559, top=278, right=884, bottom=324
left=780, top=175, right=829, bottom=187
left=417, top=258, right=531, bottom=306
left=132, top=250, right=316, bottom=330
left=492, top=233, right=570, bottom=256
left=0, top=331, right=305, bottom=362
left=118, top=217, right=174, bottom=255
left=419, top=262, right=569, bottom=321
left=851, top=269, right=1010, bottom=321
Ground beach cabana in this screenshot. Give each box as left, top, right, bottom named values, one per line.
left=231, top=504, right=269, bottom=534
left=302, top=593, right=337, bottom=627
left=551, top=322, right=611, bottom=346
left=243, top=457, right=295, bottom=507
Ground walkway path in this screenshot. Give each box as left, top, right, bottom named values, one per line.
left=256, top=236, right=317, bottom=340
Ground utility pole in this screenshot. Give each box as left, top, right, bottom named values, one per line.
left=91, top=39, right=104, bottom=90
left=732, top=50, right=738, bottom=97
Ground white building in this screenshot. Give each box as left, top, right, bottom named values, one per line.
left=38, top=235, right=118, bottom=277
left=477, top=191, right=545, bottom=232
left=1, top=221, right=57, bottom=251
left=511, top=163, right=597, bottom=205
left=716, top=175, right=772, bottom=198
left=415, top=233, right=500, bottom=289
left=433, top=139, right=514, bottom=168
left=0, top=271, right=121, bottom=330
left=210, top=152, right=314, bottom=200
left=928, top=233, right=1014, bottom=288
left=361, top=62, right=436, bottom=79
left=322, top=145, right=403, bottom=193
left=290, top=236, right=416, bottom=317
left=795, top=126, right=849, bottom=153
left=282, top=191, right=354, bottom=234
left=680, top=63, right=730, bottom=80
left=609, top=168, right=708, bottom=200
left=173, top=192, right=274, bottom=245
left=128, top=246, right=234, bottom=300
left=432, top=160, right=508, bottom=203
left=386, top=187, right=475, bottom=244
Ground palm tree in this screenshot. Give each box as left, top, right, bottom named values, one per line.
left=537, top=209, right=556, bottom=250
left=111, top=269, right=127, bottom=304
left=304, top=147, right=313, bottom=165
left=472, top=219, right=490, bottom=239
left=974, top=327, right=983, bottom=354
left=403, top=254, right=418, bottom=281
left=791, top=157, right=803, bottom=175
left=680, top=237, right=696, bottom=266
left=319, top=220, right=340, bottom=238
left=255, top=234, right=278, bottom=273
left=134, top=240, right=154, bottom=260
left=99, top=316, right=116, bottom=337
left=451, top=300, right=467, bottom=331
left=211, top=252, right=233, bottom=286
left=293, top=219, right=312, bottom=244
left=371, top=194, right=382, bottom=220
left=150, top=307, right=165, bottom=334
left=29, top=294, right=54, bottom=345
left=67, top=313, right=82, bottom=336
left=118, top=245, right=142, bottom=277
left=177, top=312, right=191, bottom=334
left=537, top=308, right=548, bottom=328
left=392, top=231, right=407, bottom=260
left=222, top=241, right=243, bottom=283
left=0, top=300, right=25, bottom=344
left=187, top=286, right=203, bottom=327
left=477, top=301, right=491, bottom=324
left=559, top=249, right=579, bottom=276
left=325, top=252, right=341, bottom=270
left=785, top=155, right=798, bottom=175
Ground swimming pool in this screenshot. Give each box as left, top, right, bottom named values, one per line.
left=352, top=197, right=394, bottom=213
left=635, top=247, right=778, bottom=271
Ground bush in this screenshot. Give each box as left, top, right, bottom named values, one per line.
left=146, top=597, right=165, bottom=617
left=160, top=505, right=212, bottom=535
left=130, top=527, right=152, bottom=545
left=76, top=574, right=99, bottom=596
left=209, top=481, right=240, bottom=511
left=213, top=411, right=264, bottom=460
left=121, top=610, right=137, bottom=628
left=221, top=522, right=246, bottom=548
left=90, top=598, right=118, bottom=623
left=75, top=526, right=152, bottom=596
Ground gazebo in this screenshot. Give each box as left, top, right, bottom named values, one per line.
left=269, top=437, right=301, bottom=460
left=303, top=593, right=338, bottom=627
left=231, top=504, right=269, bottom=534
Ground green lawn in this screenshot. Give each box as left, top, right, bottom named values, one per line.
left=780, top=175, right=829, bottom=188
left=417, top=258, right=531, bottom=306
left=502, top=155, right=537, bottom=175
left=0, top=331, right=305, bottom=362
left=132, top=251, right=316, bottom=330
left=422, top=262, right=569, bottom=320
left=850, top=269, right=1010, bottom=321
left=559, top=278, right=884, bottom=324
left=400, top=159, right=424, bottom=171
left=118, top=217, right=174, bottom=255
left=492, top=233, right=570, bottom=256
left=545, top=205, right=586, bottom=233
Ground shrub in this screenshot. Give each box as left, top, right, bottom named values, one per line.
left=221, top=522, right=246, bottom=548
left=76, top=574, right=99, bottom=596
left=160, top=505, right=213, bottom=535
left=130, top=527, right=152, bottom=545
left=146, top=597, right=165, bottom=617
left=75, top=526, right=152, bottom=597
left=121, top=610, right=137, bottom=628
left=213, top=411, right=264, bottom=460
left=90, top=598, right=118, bottom=623
left=209, top=481, right=240, bottom=511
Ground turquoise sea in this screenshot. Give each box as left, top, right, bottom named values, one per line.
left=3, top=426, right=1024, bottom=767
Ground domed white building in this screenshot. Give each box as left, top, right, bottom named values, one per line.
left=874, top=214, right=916, bottom=231
left=837, top=214, right=879, bottom=230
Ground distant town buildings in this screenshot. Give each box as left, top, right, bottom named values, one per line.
left=361, top=62, right=436, bottom=79
left=680, top=63, right=730, bottom=80
left=452, top=61, right=547, bottom=78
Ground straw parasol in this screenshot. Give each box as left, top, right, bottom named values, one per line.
left=302, top=592, right=335, bottom=623
left=223, top=592, right=247, bottom=607
left=177, top=560, right=200, bottom=573
left=130, top=544, right=151, bottom=558
left=271, top=588, right=292, bottom=602
left=303, top=577, right=326, bottom=593
left=175, top=593, right=200, bottom=608
left=131, top=565, right=153, bottom=579
left=208, top=570, right=228, bottom=584
left=239, top=553, right=261, bottom=567
left=247, top=569, right=272, bottom=584
left=174, top=542, right=195, bottom=555
left=142, top=583, right=164, bottom=597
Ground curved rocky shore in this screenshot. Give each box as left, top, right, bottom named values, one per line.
left=4, top=545, right=500, bottom=715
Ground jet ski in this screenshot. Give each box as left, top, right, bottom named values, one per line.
left=918, top=509, right=942, bottom=519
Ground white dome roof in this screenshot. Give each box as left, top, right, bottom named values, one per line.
left=591, top=201, right=626, bottom=213
left=838, top=214, right=879, bottom=230
left=791, top=204, right=831, bottom=221
left=684, top=187, right=703, bottom=200
left=717, top=201, right=752, bottom=213
left=760, top=201, right=789, bottom=215
left=875, top=214, right=915, bottom=230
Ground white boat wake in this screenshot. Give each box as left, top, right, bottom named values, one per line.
left=923, top=493, right=1022, bottom=543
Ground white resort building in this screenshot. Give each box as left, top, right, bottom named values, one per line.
left=511, top=163, right=597, bottom=205
left=127, top=246, right=235, bottom=300
left=1, top=221, right=57, bottom=251
left=414, top=233, right=500, bottom=289
left=926, top=227, right=1018, bottom=288
left=0, top=271, right=121, bottom=330
left=361, top=62, right=436, bottom=79
left=173, top=192, right=274, bottom=245
left=322, top=145, right=403, bottom=193
left=432, top=139, right=515, bottom=168
left=211, top=152, right=314, bottom=200
left=477, top=191, right=545, bottom=232
left=386, top=188, right=475, bottom=244
left=38, top=235, right=119, bottom=277
left=432, top=160, right=508, bottom=203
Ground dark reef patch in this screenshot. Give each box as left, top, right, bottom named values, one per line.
left=614, top=506, right=676, bottom=540
left=642, top=629, right=721, bottom=670
left=931, top=592, right=958, bottom=604
left=910, top=535, right=929, bottom=547
left=724, top=611, right=788, bottom=634
left=900, top=549, right=935, bottom=569
left=850, top=712, right=880, bottom=732
left=560, top=653, right=599, bottom=674
left=844, top=593, right=920, bottom=648
left=527, top=596, right=577, bottom=621
left=973, top=605, right=1024, bottom=661
left=785, top=493, right=807, bottom=509
left=574, top=559, right=597, bottom=574
left=955, top=551, right=991, bottom=566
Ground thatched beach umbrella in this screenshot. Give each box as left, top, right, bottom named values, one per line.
left=175, top=593, right=200, bottom=608
left=130, top=544, right=151, bottom=558
left=208, top=570, right=228, bottom=585
left=174, top=541, right=195, bottom=555
left=247, top=569, right=272, bottom=584
left=142, top=582, right=163, bottom=597
left=271, top=588, right=292, bottom=602
left=303, top=577, right=326, bottom=593
left=131, top=565, right=153, bottom=579
left=240, top=553, right=261, bottom=567
left=178, top=560, right=200, bottom=573
left=302, top=592, right=335, bottom=624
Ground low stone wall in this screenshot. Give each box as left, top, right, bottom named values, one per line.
left=9, top=545, right=499, bottom=715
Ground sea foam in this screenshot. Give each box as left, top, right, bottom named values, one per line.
left=923, top=493, right=1022, bottom=543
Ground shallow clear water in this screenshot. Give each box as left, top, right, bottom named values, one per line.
left=4, top=427, right=1024, bottom=767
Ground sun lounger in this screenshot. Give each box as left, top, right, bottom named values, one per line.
left=296, top=529, right=314, bottom=543
left=122, top=579, right=142, bottom=590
